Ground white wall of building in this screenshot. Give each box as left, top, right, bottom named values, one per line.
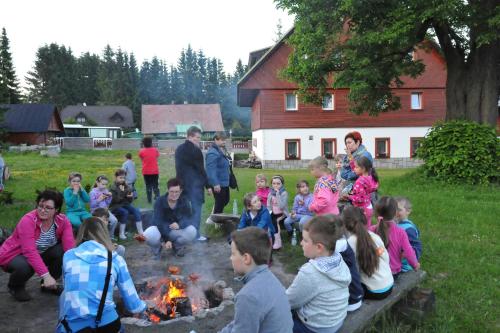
left=252, top=127, right=431, bottom=160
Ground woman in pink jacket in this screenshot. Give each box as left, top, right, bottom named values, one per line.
left=308, top=156, right=339, bottom=215
left=0, top=190, right=75, bottom=302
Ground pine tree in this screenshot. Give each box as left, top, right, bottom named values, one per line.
left=128, top=53, right=140, bottom=127
left=97, top=45, right=117, bottom=104
left=169, top=66, right=183, bottom=104
left=75, top=52, right=100, bottom=105
left=233, top=59, right=247, bottom=85
left=25, top=43, right=77, bottom=106
left=0, top=28, right=21, bottom=104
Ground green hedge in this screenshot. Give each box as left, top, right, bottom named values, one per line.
left=417, top=120, right=499, bottom=184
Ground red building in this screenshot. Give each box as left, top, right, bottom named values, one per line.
left=237, top=29, right=447, bottom=166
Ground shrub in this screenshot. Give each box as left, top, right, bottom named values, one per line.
left=417, top=120, right=499, bottom=184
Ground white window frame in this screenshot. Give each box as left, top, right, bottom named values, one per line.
left=322, top=94, right=334, bottom=111
left=285, top=93, right=298, bottom=111
left=411, top=92, right=423, bottom=110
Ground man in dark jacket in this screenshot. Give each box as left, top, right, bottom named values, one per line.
left=175, top=126, right=212, bottom=241
left=143, top=178, right=196, bottom=257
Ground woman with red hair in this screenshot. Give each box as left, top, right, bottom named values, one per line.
left=341, top=131, right=373, bottom=181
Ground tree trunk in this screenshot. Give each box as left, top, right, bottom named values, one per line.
left=444, top=34, right=499, bottom=127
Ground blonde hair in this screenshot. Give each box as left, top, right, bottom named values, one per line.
left=394, top=196, right=412, bottom=211
left=308, top=156, right=333, bottom=174
left=255, top=174, right=267, bottom=182
left=76, top=217, right=114, bottom=252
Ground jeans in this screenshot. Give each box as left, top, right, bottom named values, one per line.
left=213, top=186, right=230, bottom=214
left=112, top=205, right=141, bottom=225
left=5, top=243, right=64, bottom=290
left=190, top=200, right=203, bottom=236
left=144, top=225, right=197, bottom=254
left=143, top=174, right=160, bottom=203
left=284, top=214, right=313, bottom=232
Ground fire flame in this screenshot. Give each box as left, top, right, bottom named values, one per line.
left=162, top=280, right=186, bottom=318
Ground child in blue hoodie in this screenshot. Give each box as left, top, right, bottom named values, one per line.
left=286, top=215, right=351, bottom=333
left=57, top=217, right=145, bottom=332
left=238, top=192, right=275, bottom=237
left=395, top=197, right=422, bottom=272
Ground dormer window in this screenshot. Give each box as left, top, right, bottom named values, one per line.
left=76, top=116, right=86, bottom=124
left=110, top=112, right=124, bottom=123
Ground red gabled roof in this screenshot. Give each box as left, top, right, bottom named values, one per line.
left=141, top=104, right=224, bottom=134
left=237, top=28, right=447, bottom=107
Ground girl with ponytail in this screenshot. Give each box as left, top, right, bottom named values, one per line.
left=342, top=206, right=394, bottom=300
left=371, top=197, right=420, bottom=278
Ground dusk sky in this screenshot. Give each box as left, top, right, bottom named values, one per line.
left=0, top=0, right=294, bottom=87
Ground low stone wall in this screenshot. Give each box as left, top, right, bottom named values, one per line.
left=60, top=137, right=93, bottom=150
left=262, top=158, right=423, bottom=170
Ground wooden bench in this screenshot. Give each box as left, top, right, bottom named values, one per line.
left=339, top=270, right=428, bottom=333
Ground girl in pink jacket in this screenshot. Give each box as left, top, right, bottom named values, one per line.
left=370, top=196, right=420, bottom=277
left=308, top=156, right=339, bottom=215
left=347, top=156, right=379, bottom=225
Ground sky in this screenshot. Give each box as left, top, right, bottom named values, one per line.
left=0, top=0, right=294, bottom=87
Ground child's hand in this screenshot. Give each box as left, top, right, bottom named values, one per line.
left=414, top=262, right=421, bottom=271
left=164, top=241, right=173, bottom=249
left=126, top=192, right=133, bottom=198
left=298, top=199, right=304, bottom=206
left=72, top=184, right=80, bottom=193
left=99, top=194, right=107, bottom=201
left=291, top=211, right=296, bottom=218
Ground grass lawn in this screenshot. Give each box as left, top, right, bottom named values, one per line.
left=1, top=150, right=499, bottom=332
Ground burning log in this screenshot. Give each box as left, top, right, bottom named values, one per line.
left=173, top=297, right=193, bottom=316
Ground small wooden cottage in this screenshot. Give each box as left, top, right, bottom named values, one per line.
left=0, top=104, right=64, bottom=145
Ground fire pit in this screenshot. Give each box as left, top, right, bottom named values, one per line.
left=120, top=266, right=235, bottom=327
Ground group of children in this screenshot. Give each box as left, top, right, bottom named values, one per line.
left=233, top=155, right=422, bottom=332
left=63, top=153, right=142, bottom=242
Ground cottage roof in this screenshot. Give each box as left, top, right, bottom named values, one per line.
left=0, top=104, right=63, bottom=133
left=60, top=105, right=134, bottom=128
left=141, top=104, right=224, bottom=134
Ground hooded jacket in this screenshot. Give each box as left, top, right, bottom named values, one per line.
left=58, top=240, right=145, bottom=332
left=286, top=253, right=351, bottom=332
left=238, top=205, right=275, bottom=235
left=63, top=187, right=90, bottom=213
left=310, top=174, right=339, bottom=216
left=349, top=175, right=378, bottom=209
left=0, top=210, right=74, bottom=276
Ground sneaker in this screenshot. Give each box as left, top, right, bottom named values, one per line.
left=41, top=284, right=64, bottom=296
left=8, top=287, right=32, bottom=302
left=197, top=236, right=209, bottom=242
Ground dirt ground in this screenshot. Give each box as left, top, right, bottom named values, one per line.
left=0, top=239, right=295, bottom=333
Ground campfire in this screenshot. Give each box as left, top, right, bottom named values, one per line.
left=130, top=266, right=233, bottom=325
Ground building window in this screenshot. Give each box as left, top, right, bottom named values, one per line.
left=322, top=94, right=334, bottom=110
left=375, top=138, right=391, bottom=159
left=76, top=116, right=86, bottom=124
left=285, top=93, right=298, bottom=111
left=321, top=138, right=337, bottom=159
left=411, top=92, right=423, bottom=110
left=285, top=139, right=301, bottom=160
left=410, top=137, right=423, bottom=158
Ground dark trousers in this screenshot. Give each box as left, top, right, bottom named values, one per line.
left=292, top=311, right=315, bottom=333
left=112, top=205, right=141, bottom=224
left=362, top=283, right=393, bottom=300
left=5, top=243, right=63, bottom=290
left=143, top=174, right=160, bottom=203
left=213, top=186, right=230, bottom=214
left=271, top=213, right=284, bottom=234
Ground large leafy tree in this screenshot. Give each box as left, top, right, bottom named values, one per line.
left=0, top=28, right=22, bottom=104
left=275, top=0, right=500, bottom=126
